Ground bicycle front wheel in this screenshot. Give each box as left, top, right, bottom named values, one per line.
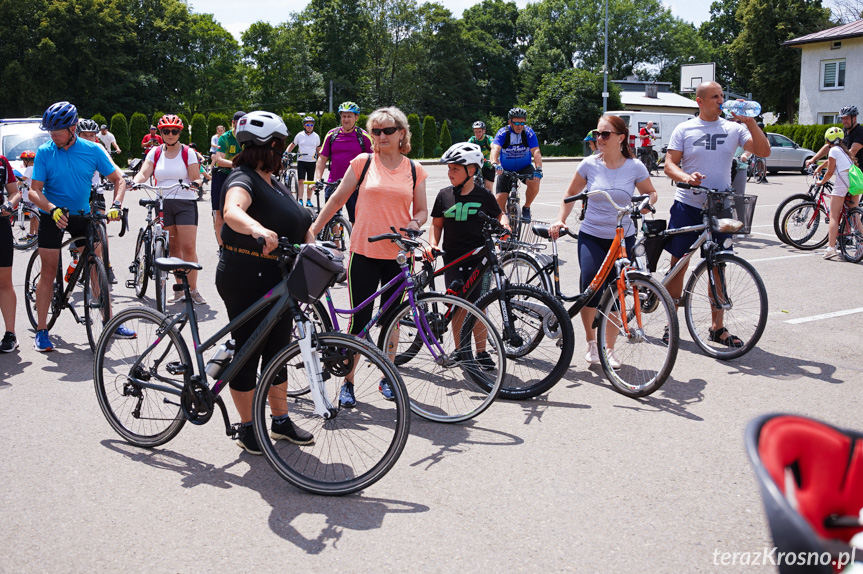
left=754, top=159, right=767, bottom=183
left=378, top=293, right=505, bottom=423
left=772, top=193, right=813, bottom=244
left=781, top=202, right=829, bottom=250
left=323, top=216, right=352, bottom=253
left=683, top=254, right=768, bottom=360
left=839, top=207, right=863, bottom=263
left=10, top=205, right=39, bottom=250
left=24, top=243, right=65, bottom=330
left=94, top=306, right=189, bottom=447
left=84, top=256, right=112, bottom=352
left=498, top=249, right=551, bottom=291
left=287, top=170, right=299, bottom=199
left=596, top=274, right=678, bottom=397
left=473, top=284, right=574, bottom=400
left=153, top=238, right=168, bottom=313
left=287, top=301, right=333, bottom=397
left=254, top=333, right=410, bottom=496
left=132, top=228, right=149, bottom=298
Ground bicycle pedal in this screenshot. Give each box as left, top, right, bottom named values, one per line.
left=125, top=280, right=136, bottom=288
left=166, top=361, right=187, bottom=375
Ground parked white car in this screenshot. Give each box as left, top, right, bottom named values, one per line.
left=0, top=118, right=50, bottom=173
left=765, top=132, right=814, bottom=174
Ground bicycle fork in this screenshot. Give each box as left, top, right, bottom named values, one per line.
left=295, top=319, right=337, bottom=419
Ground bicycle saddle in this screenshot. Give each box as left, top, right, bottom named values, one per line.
left=712, top=217, right=745, bottom=233
left=154, top=257, right=203, bottom=272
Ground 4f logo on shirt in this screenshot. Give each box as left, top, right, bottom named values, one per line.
left=692, top=133, right=728, bottom=151
left=443, top=202, right=482, bottom=221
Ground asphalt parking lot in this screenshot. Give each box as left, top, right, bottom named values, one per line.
left=1, top=161, right=860, bottom=573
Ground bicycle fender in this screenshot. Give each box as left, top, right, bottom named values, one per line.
left=624, top=269, right=653, bottom=282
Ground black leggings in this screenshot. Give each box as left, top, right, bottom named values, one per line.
left=347, top=253, right=402, bottom=336
left=215, top=263, right=291, bottom=392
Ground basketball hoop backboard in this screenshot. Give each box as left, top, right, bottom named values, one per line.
left=680, top=63, right=716, bottom=93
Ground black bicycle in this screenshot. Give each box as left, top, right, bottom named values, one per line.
left=497, top=169, right=535, bottom=243
left=94, top=240, right=410, bottom=496
left=308, top=179, right=352, bottom=253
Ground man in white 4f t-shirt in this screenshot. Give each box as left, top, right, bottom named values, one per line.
left=663, top=81, right=770, bottom=348
left=287, top=116, right=321, bottom=206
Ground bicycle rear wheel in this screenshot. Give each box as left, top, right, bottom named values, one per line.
left=10, top=205, right=39, bottom=250
left=253, top=333, right=410, bottom=496
left=287, top=170, right=299, bottom=199
left=781, top=202, right=829, bottom=250
left=24, top=240, right=69, bottom=330
left=839, top=207, right=863, bottom=263
left=153, top=237, right=168, bottom=313
left=473, top=284, right=574, bottom=400
left=596, top=274, right=678, bottom=397
left=379, top=293, right=505, bottom=423
left=498, top=249, right=551, bottom=291
left=84, top=256, right=112, bottom=352
left=132, top=228, right=149, bottom=298
left=323, top=216, right=352, bottom=252
left=754, top=158, right=767, bottom=183
left=94, top=307, right=189, bottom=447
left=773, top=193, right=813, bottom=244
left=683, top=253, right=768, bottom=360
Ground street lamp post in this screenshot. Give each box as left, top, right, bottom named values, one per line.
left=602, top=0, right=609, bottom=113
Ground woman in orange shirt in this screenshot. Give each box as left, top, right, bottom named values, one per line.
left=312, top=106, right=428, bottom=406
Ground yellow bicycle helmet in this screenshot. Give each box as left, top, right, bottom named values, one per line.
left=825, top=126, right=844, bottom=143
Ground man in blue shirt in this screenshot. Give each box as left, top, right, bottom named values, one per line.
left=28, top=101, right=131, bottom=351
left=489, top=107, right=544, bottom=221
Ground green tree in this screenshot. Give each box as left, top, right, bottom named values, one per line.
left=191, top=114, right=209, bottom=154
left=111, top=113, right=130, bottom=161
left=407, top=113, right=423, bottom=158
left=152, top=112, right=164, bottom=128
left=422, top=116, right=437, bottom=159
left=92, top=114, right=108, bottom=128
left=528, top=68, right=622, bottom=145
left=283, top=114, right=303, bottom=139
left=184, top=13, right=244, bottom=114
left=303, top=0, right=369, bottom=103
left=177, top=114, right=191, bottom=143
left=439, top=120, right=452, bottom=151
left=699, top=0, right=748, bottom=93
left=320, top=113, right=338, bottom=139
left=462, top=0, right=520, bottom=118
left=129, top=113, right=149, bottom=157
left=730, top=0, right=830, bottom=120
left=208, top=113, right=229, bottom=137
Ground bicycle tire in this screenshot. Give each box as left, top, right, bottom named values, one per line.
left=253, top=332, right=410, bottom=495
left=84, top=256, right=112, bottom=352
left=781, top=202, right=829, bottom=250
left=9, top=205, right=39, bottom=250
left=473, top=283, right=574, bottom=400
left=94, top=306, right=189, bottom=447
left=378, top=293, right=505, bottom=423
left=153, top=238, right=168, bottom=313
left=24, top=238, right=74, bottom=330
left=323, top=216, right=352, bottom=252
left=498, top=249, right=551, bottom=291
left=287, top=170, right=299, bottom=199
left=839, top=207, right=863, bottom=263
left=595, top=274, right=678, bottom=397
left=286, top=301, right=333, bottom=397
left=772, top=193, right=813, bottom=244
left=683, top=253, right=767, bottom=360
left=754, top=159, right=767, bottom=184
left=507, top=197, right=522, bottom=244
left=132, top=228, right=149, bottom=298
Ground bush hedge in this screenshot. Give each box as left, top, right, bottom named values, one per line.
left=439, top=120, right=452, bottom=152
left=407, top=114, right=422, bottom=158
left=110, top=113, right=130, bottom=163
left=767, top=123, right=840, bottom=153
left=422, top=116, right=437, bottom=159
left=128, top=112, right=149, bottom=159
left=191, top=114, right=209, bottom=154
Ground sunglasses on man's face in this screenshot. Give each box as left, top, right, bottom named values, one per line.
left=596, top=130, right=620, bottom=139
left=511, top=121, right=526, bottom=126
left=304, top=123, right=315, bottom=127
left=161, top=128, right=181, bottom=136
left=371, top=126, right=400, bottom=136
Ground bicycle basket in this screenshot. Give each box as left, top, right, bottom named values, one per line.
left=287, top=244, right=345, bottom=304
left=707, top=193, right=757, bottom=235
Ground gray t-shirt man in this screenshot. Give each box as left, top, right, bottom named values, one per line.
left=668, top=117, right=751, bottom=209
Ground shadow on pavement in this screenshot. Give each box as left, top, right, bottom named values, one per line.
left=100, top=439, right=429, bottom=554
left=0, top=353, right=31, bottom=389
left=720, top=346, right=844, bottom=385
left=406, top=417, right=526, bottom=471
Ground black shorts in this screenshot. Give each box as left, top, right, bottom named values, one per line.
left=296, top=161, right=316, bottom=182
left=163, top=199, right=199, bottom=227
left=495, top=164, right=535, bottom=195
left=481, top=165, right=496, bottom=183
left=443, top=255, right=488, bottom=304
left=38, top=212, right=90, bottom=250
left=0, top=217, right=12, bottom=267
left=211, top=168, right=230, bottom=213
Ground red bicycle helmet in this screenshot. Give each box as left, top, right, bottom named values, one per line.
left=157, top=114, right=184, bottom=130
left=19, top=150, right=36, bottom=160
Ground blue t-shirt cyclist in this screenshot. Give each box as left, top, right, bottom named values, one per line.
left=489, top=107, right=543, bottom=222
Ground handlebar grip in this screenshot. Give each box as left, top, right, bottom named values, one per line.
left=676, top=182, right=692, bottom=189
left=368, top=233, right=401, bottom=243
left=119, top=208, right=129, bottom=237
left=564, top=192, right=587, bottom=204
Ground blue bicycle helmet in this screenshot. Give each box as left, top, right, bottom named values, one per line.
left=41, top=101, right=79, bottom=131
left=338, top=101, right=360, bottom=114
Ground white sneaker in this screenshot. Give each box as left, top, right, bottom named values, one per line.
left=606, top=348, right=622, bottom=369
left=168, top=290, right=185, bottom=304
left=189, top=289, right=208, bottom=305
left=585, top=340, right=600, bottom=365
left=823, top=247, right=839, bottom=260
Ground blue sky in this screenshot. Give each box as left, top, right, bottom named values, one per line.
left=194, top=0, right=716, bottom=42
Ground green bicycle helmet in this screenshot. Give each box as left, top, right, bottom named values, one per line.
left=584, top=130, right=597, bottom=142
left=338, top=101, right=360, bottom=115
left=825, top=126, right=844, bottom=143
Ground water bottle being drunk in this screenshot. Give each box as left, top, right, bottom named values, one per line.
left=721, top=100, right=761, bottom=118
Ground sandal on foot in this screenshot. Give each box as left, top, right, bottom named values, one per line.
left=708, top=327, right=744, bottom=348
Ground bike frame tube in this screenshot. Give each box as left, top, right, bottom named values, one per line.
left=323, top=270, right=406, bottom=337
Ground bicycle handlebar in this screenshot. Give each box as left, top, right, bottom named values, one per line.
left=499, top=169, right=534, bottom=182
left=675, top=182, right=734, bottom=195
left=132, top=181, right=194, bottom=193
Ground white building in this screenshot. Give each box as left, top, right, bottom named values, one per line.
left=611, top=79, right=699, bottom=115
left=784, top=20, right=863, bottom=124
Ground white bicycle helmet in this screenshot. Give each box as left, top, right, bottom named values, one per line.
left=235, top=111, right=289, bottom=146
left=440, top=142, right=484, bottom=168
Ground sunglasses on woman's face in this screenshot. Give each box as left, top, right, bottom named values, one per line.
left=371, top=126, right=400, bottom=136
left=161, top=128, right=181, bottom=136
left=596, top=130, right=620, bottom=139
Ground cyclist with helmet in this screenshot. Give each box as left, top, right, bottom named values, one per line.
left=134, top=114, right=205, bottom=303
left=806, top=105, right=863, bottom=169
left=489, top=107, right=543, bottom=222
left=141, top=125, right=163, bottom=155
left=584, top=130, right=598, bottom=155
left=287, top=115, right=321, bottom=206
left=818, top=127, right=860, bottom=260
left=218, top=111, right=315, bottom=454
left=77, top=119, right=108, bottom=188
left=212, top=111, right=246, bottom=248
left=468, top=120, right=495, bottom=191
left=0, top=153, right=22, bottom=352
left=28, top=101, right=131, bottom=351
left=315, top=101, right=373, bottom=223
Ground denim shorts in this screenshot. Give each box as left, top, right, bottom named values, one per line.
left=664, top=201, right=730, bottom=258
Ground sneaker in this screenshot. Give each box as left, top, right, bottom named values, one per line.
left=0, top=332, right=18, bottom=353
left=823, top=246, right=839, bottom=260
left=585, top=340, right=600, bottom=365
left=661, top=325, right=669, bottom=346
left=339, top=381, right=356, bottom=408
left=606, top=348, right=622, bottom=369
left=476, top=351, right=495, bottom=371
left=379, top=378, right=395, bottom=401
left=34, top=329, right=53, bottom=352
left=236, top=424, right=262, bottom=455
left=115, top=324, right=137, bottom=339
left=168, top=290, right=185, bottom=304
left=107, top=265, right=117, bottom=285
left=305, top=200, right=313, bottom=207
left=270, top=416, right=315, bottom=445
left=189, top=289, right=207, bottom=305
left=521, top=206, right=532, bottom=222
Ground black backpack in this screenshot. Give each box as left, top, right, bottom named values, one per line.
left=501, top=127, right=529, bottom=150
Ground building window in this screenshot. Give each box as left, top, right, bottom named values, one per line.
left=831, top=41, right=842, bottom=50
left=819, top=113, right=839, bottom=125
left=822, top=59, right=846, bottom=90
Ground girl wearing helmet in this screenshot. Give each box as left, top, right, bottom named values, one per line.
left=468, top=121, right=495, bottom=191
left=819, top=127, right=860, bottom=260
left=287, top=115, right=321, bottom=206
left=217, top=111, right=315, bottom=454
left=133, top=114, right=205, bottom=301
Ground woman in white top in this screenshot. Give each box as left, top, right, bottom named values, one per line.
left=133, top=114, right=205, bottom=302
left=819, top=127, right=860, bottom=260
left=549, top=115, right=658, bottom=366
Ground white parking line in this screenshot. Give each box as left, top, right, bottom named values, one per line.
left=748, top=253, right=817, bottom=263
left=785, top=307, right=863, bottom=324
